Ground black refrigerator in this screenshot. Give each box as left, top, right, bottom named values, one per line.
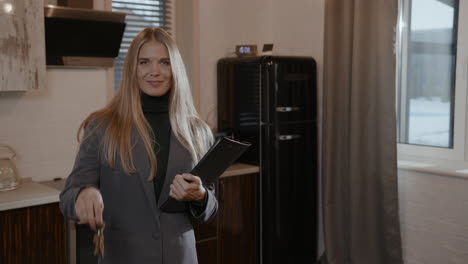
left=217, top=56, right=318, bottom=264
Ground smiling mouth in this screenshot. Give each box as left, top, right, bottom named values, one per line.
left=146, top=80, right=163, bottom=87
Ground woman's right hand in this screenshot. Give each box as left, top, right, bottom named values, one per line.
left=75, top=187, right=104, bottom=230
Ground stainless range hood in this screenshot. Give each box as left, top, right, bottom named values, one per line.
left=44, top=5, right=126, bottom=68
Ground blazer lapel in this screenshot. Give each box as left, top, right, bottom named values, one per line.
left=134, top=130, right=193, bottom=219
left=157, top=132, right=193, bottom=209
left=133, top=132, right=160, bottom=222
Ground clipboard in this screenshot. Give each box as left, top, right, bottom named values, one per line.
left=160, top=137, right=251, bottom=213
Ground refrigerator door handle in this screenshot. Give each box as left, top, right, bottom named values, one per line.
left=276, top=106, right=300, bottom=112
left=277, top=134, right=301, bottom=141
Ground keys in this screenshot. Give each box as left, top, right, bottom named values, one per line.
left=93, top=223, right=105, bottom=257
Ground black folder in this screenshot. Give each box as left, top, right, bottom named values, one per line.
left=160, top=137, right=251, bottom=213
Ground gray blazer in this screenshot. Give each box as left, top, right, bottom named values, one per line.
left=60, top=128, right=218, bottom=264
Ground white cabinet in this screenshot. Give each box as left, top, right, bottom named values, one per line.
left=0, top=0, right=46, bottom=91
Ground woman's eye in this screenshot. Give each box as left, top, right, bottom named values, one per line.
left=161, top=60, right=170, bottom=65
left=139, top=60, right=149, bottom=65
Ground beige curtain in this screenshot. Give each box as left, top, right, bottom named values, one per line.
left=321, top=0, right=403, bottom=263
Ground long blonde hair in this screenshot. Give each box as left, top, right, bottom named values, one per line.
left=78, top=28, right=213, bottom=180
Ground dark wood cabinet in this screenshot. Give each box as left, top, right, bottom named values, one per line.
left=0, top=203, right=67, bottom=264
left=0, top=169, right=257, bottom=264
left=218, top=173, right=257, bottom=264
left=195, top=172, right=258, bottom=264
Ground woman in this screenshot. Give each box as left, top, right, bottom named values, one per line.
left=59, top=28, right=217, bottom=264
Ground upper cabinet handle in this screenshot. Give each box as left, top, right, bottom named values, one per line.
left=276, top=106, right=300, bottom=112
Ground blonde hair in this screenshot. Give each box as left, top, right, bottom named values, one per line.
left=78, top=28, right=213, bottom=180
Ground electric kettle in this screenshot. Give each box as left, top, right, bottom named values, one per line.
left=0, top=144, right=19, bottom=191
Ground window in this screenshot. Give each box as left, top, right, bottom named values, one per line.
left=112, top=0, right=172, bottom=90
left=396, top=0, right=468, bottom=160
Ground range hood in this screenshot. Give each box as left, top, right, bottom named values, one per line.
left=44, top=5, right=126, bottom=68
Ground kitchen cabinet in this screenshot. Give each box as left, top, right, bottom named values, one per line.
left=194, top=172, right=258, bottom=264
left=0, top=165, right=257, bottom=263
left=0, top=0, right=46, bottom=91
left=0, top=203, right=66, bottom=263
left=57, top=0, right=93, bottom=9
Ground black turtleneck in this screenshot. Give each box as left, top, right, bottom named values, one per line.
left=141, top=91, right=171, bottom=203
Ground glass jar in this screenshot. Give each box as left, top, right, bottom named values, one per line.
left=0, top=144, right=19, bottom=191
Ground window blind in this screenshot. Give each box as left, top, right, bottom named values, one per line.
left=112, top=0, right=172, bottom=90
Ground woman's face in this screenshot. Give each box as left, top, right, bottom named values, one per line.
left=137, top=41, right=173, bottom=96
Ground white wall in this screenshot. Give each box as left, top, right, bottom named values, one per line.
left=398, top=170, right=468, bottom=264
left=272, top=0, right=325, bottom=57
left=0, top=69, right=109, bottom=182
left=174, top=0, right=198, bottom=109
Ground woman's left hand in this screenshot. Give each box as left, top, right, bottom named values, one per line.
left=169, top=173, right=206, bottom=201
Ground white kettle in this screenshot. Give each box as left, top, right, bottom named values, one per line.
left=0, top=144, right=19, bottom=191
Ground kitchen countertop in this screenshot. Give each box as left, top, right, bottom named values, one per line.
left=0, top=163, right=259, bottom=211
left=219, top=163, right=259, bottom=178
left=0, top=181, right=61, bottom=211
